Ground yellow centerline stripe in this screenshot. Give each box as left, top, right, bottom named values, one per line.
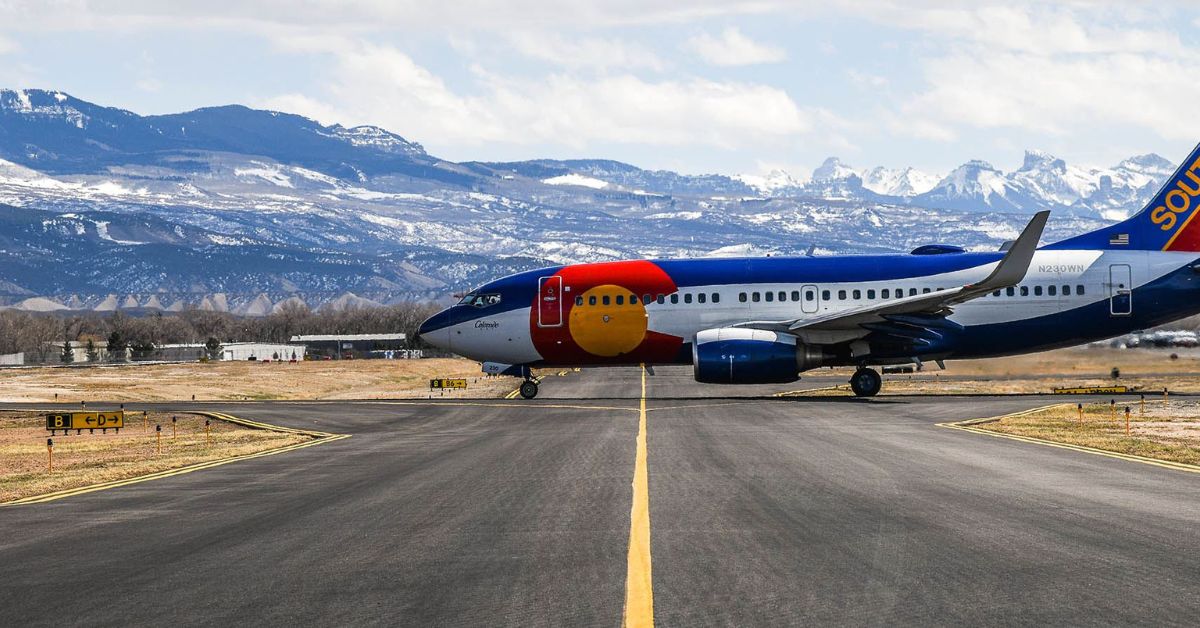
left=3, top=413, right=350, bottom=507
left=623, top=364, right=654, bottom=627
left=937, top=404, right=1200, bottom=475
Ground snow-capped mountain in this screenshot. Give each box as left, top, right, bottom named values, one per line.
left=861, top=166, right=941, bottom=197
left=0, top=88, right=1178, bottom=313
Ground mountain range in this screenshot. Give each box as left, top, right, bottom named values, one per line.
left=0, top=88, right=1177, bottom=314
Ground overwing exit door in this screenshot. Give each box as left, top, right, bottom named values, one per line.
left=1109, top=264, right=1132, bottom=316
left=538, top=276, right=563, bottom=327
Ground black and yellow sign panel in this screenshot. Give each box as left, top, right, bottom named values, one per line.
left=429, top=378, right=468, bottom=390
left=46, top=411, right=125, bottom=431
left=1052, top=386, right=1129, bottom=395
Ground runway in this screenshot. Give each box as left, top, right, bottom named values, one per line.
left=3, top=366, right=1200, bottom=626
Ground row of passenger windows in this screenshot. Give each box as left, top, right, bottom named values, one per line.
left=574, top=292, right=722, bottom=306
left=737, top=284, right=1087, bottom=302
left=573, top=284, right=1089, bottom=307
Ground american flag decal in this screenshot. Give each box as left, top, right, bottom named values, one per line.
left=1110, top=233, right=1130, bottom=246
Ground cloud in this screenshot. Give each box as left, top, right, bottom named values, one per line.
left=258, top=40, right=810, bottom=152
left=684, top=27, right=786, bottom=66
left=0, top=35, right=18, bottom=55
left=505, top=32, right=666, bottom=71
left=833, top=3, right=1200, bottom=144
left=0, top=1, right=783, bottom=32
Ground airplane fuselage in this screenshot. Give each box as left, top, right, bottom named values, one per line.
left=418, top=248, right=1200, bottom=369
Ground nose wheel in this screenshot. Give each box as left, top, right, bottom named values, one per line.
left=849, top=367, right=882, bottom=397
left=519, top=379, right=539, bottom=399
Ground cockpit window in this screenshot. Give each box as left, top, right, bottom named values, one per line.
left=457, top=293, right=502, bottom=308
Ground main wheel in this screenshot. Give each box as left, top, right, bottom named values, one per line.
left=519, top=380, right=539, bottom=399
left=849, top=368, right=882, bottom=397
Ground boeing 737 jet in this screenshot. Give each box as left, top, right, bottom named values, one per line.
left=418, top=143, right=1200, bottom=399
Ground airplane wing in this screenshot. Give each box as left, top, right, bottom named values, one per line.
left=735, top=210, right=1049, bottom=343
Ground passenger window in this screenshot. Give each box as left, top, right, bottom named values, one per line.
left=630, top=294, right=638, bottom=304
left=922, top=288, right=931, bottom=294
left=895, top=287, right=903, bottom=297
left=712, top=293, right=720, bottom=303
left=852, top=289, right=861, bottom=299
left=739, top=293, right=747, bottom=303
left=1062, top=285, right=1071, bottom=296
left=792, top=290, right=801, bottom=301
left=657, top=294, right=665, bottom=304
left=603, top=295, right=611, bottom=305
left=670, top=294, right=679, bottom=304
left=838, top=290, right=847, bottom=300
left=1077, top=285, right=1085, bottom=295
left=778, top=291, right=786, bottom=302
left=1020, top=286, right=1029, bottom=296
left=575, top=296, right=583, bottom=306
left=909, top=288, right=917, bottom=296
left=992, top=290, right=1000, bottom=297
left=752, top=292, right=761, bottom=302
left=822, top=290, right=831, bottom=300
left=805, top=290, right=815, bottom=301
left=1006, top=287, right=1015, bottom=296
left=1048, top=285, right=1056, bottom=296
left=616, top=295, right=624, bottom=305
left=698, top=293, right=706, bottom=304
left=589, top=296, right=597, bottom=305
left=643, top=293, right=651, bottom=304
left=882, top=289, right=890, bottom=299
left=765, top=292, right=774, bottom=302
left=867, top=289, right=876, bottom=299
left=684, top=293, right=692, bottom=304
left=1034, top=286, right=1043, bottom=296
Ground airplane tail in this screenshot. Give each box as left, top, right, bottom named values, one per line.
left=1048, top=142, right=1200, bottom=252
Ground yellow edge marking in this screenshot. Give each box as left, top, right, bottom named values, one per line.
left=3, top=414, right=350, bottom=507
left=1163, top=205, right=1200, bottom=250
left=380, top=400, right=635, bottom=413
left=937, top=403, right=1200, bottom=475
left=773, top=385, right=848, bottom=397
left=623, top=364, right=653, bottom=627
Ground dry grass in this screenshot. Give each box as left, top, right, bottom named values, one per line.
left=795, top=345, right=1200, bottom=396
left=0, top=358, right=518, bottom=402
left=975, top=399, right=1200, bottom=466
left=0, top=410, right=310, bottom=503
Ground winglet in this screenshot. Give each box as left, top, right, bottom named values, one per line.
left=966, top=210, right=1049, bottom=291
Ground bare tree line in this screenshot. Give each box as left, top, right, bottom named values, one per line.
left=0, top=301, right=444, bottom=361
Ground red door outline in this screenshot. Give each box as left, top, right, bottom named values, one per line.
left=538, top=276, right=563, bottom=327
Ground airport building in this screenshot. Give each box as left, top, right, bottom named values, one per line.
left=289, top=333, right=412, bottom=359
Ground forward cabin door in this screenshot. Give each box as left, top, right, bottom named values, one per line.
left=1109, top=264, right=1132, bottom=316
left=538, top=276, right=564, bottom=327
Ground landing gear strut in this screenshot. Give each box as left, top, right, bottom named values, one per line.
left=849, top=367, right=882, bottom=397
left=519, top=379, right=539, bottom=400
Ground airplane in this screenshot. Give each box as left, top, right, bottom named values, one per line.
left=418, top=143, right=1200, bottom=399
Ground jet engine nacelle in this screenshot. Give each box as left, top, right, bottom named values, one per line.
left=692, top=328, right=828, bottom=384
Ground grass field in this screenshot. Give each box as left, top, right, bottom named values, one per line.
left=0, top=358, right=518, bottom=402
left=0, top=411, right=311, bottom=503
left=1, top=346, right=1200, bottom=402
left=974, top=399, right=1200, bottom=466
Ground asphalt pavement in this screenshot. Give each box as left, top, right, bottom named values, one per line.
left=3, top=366, right=1200, bottom=627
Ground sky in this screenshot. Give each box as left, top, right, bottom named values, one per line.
left=0, top=1, right=1198, bottom=178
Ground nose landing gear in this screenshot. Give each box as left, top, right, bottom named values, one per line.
left=849, top=367, right=882, bottom=397
left=519, top=379, right=540, bottom=399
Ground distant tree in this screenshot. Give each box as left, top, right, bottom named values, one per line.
left=205, top=337, right=223, bottom=361
left=130, top=341, right=157, bottom=361
left=106, top=330, right=128, bottom=362
left=85, top=339, right=99, bottom=363
left=60, top=340, right=74, bottom=364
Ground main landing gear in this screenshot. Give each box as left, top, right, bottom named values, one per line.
left=519, top=379, right=539, bottom=399
left=849, top=367, right=882, bottom=398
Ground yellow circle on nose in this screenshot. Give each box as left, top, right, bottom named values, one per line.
left=569, top=284, right=648, bottom=357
